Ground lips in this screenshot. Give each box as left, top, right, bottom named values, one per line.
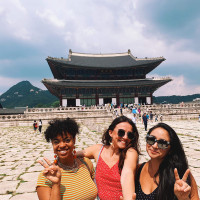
left=58, top=149, right=68, bottom=156
left=149, top=149, right=159, bottom=154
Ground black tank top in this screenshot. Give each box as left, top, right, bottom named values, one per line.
left=135, top=163, right=158, bottom=200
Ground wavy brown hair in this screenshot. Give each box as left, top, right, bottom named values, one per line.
left=102, top=116, right=140, bottom=173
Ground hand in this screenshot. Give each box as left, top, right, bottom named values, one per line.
left=174, top=168, right=191, bottom=200
left=120, top=193, right=136, bottom=200
left=38, top=157, right=61, bottom=184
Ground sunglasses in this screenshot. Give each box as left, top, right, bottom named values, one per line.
left=118, top=129, right=135, bottom=140
left=146, top=135, right=170, bottom=149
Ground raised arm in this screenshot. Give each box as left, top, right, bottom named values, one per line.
left=37, top=158, right=61, bottom=200
left=121, top=148, right=138, bottom=200
left=76, top=144, right=102, bottom=161
left=174, top=168, right=199, bottom=200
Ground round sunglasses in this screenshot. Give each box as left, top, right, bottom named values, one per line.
left=146, top=135, right=170, bottom=149
left=118, top=129, right=135, bottom=140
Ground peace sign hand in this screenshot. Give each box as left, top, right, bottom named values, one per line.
left=174, top=168, right=191, bottom=200
left=38, top=157, right=61, bottom=184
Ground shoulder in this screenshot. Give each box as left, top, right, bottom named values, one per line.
left=126, top=147, right=138, bottom=157
left=89, top=144, right=103, bottom=153
left=81, top=157, right=94, bottom=173
left=83, top=157, right=93, bottom=166
left=37, top=171, right=52, bottom=187
left=123, top=148, right=139, bottom=170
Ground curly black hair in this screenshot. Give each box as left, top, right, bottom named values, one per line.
left=44, top=118, right=79, bottom=142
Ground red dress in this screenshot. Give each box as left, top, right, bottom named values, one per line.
left=95, top=146, right=122, bottom=200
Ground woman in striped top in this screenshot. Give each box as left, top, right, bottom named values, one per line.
left=36, top=118, right=97, bottom=200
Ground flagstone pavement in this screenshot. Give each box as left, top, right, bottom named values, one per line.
left=0, top=116, right=199, bottom=199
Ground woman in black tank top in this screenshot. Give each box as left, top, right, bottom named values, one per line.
left=134, top=123, right=199, bottom=200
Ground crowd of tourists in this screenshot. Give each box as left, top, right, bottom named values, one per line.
left=36, top=116, right=199, bottom=200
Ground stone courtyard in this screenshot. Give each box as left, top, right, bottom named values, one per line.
left=0, top=116, right=199, bottom=199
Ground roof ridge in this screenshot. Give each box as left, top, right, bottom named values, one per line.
left=71, top=51, right=129, bottom=57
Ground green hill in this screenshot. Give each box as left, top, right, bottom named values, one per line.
left=153, top=94, right=200, bottom=104
left=0, top=81, right=58, bottom=108
left=0, top=81, right=199, bottom=108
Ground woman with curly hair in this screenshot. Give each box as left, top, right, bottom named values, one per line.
left=36, top=118, right=97, bottom=200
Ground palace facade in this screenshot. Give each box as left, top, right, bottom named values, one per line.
left=42, top=49, right=171, bottom=107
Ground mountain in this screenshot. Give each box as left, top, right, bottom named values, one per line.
left=0, top=81, right=199, bottom=108
left=0, top=81, right=58, bottom=108
left=153, top=94, right=200, bottom=104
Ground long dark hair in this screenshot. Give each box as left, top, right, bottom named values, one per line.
left=102, top=116, right=140, bottom=173
left=147, top=123, right=190, bottom=200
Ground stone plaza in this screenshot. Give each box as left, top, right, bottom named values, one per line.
left=0, top=113, right=199, bottom=199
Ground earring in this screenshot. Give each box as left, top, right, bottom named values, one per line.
left=54, top=154, right=58, bottom=164
left=73, top=146, right=77, bottom=159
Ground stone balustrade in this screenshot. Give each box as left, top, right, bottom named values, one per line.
left=0, top=106, right=112, bottom=127
left=139, top=103, right=200, bottom=121
left=25, top=105, right=106, bottom=113
left=0, top=103, right=200, bottom=127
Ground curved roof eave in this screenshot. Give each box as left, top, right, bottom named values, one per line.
left=42, top=78, right=172, bottom=88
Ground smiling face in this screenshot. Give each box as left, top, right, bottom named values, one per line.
left=52, top=132, right=75, bottom=163
left=109, top=122, right=133, bottom=149
left=146, top=127, right=170, bottom=160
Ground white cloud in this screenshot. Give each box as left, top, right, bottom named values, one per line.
left=0, top=0, right=199, bottom=97
left=0, top=76, right=22, bottom=95
left=153, top=75, right=200, bottom=96
left=36, top=9, right=65, bottom=28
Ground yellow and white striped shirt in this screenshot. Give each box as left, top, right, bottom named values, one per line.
left=37, top=158, right=97, bottom=200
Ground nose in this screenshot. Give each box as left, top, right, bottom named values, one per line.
left=152, top=141, right=158, bottom=149
left=122, top=132, right=129, bottom=139
left=59, top=141, right=66, bottom=148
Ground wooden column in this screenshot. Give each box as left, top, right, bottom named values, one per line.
left=96, top=88, right=99, bottom=106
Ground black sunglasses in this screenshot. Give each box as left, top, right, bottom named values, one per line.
left=146, top=135, right=170, bottom=149
left=118, top=129, right=134, bottom=140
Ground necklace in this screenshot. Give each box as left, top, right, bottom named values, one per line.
left=58, top=159, right=79, bottom=173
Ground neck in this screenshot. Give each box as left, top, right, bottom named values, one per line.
left=109, top=144, right=120, bottom=156
left=59, top=155, right=75, bottom=167
left=148, top=159, right=162, bottom=177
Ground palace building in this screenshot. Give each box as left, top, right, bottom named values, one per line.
left=42, top=49, right=171, bottom=107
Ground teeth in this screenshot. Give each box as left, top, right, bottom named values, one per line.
left=60, top=150, right=67, bottom=153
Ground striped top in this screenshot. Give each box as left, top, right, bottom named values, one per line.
left=95, top=146, right=122, bottom=200
left=37, top=157, right=97, bottom=200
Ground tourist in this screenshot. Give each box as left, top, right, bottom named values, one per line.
left=134, top=123, right=199, bottom=200
left=77, top=116, right=140, bottom=200
left=199, top=114, right=200, bottom=122
left=160, top=114, right=163, bottom=122
left=33, top=120, right=38, bottom=134
left=149, top=111, right=153, bottom=122
left=142, top=113, right=148, bottom=131
left=120, top=106, right=123, bottom=116
left=114, top=109, right=119, bottom=118
left=38, top=119, right=42, bottom=134
left=132, top=114, right=137, bottom=125
left=36, top=118, right=97, bottom=200
left=155, top=114, right=158, bottom=122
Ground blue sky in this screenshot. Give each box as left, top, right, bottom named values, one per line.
left=0, top=0, right=200, bottom=96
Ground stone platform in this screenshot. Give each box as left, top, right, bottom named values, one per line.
left=0, top=117, right=199, bottom=199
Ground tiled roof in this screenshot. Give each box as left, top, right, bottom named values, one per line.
left=42, top=78, right=171, bottom=88
left=47, top=50, right=165, bottom=68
